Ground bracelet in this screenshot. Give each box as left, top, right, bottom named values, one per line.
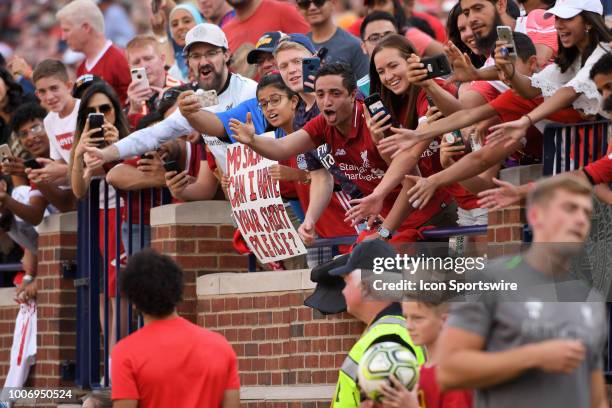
left=523, top=114, right=534, bottom=127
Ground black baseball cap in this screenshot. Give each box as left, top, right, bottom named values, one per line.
left=247, top=31, right=285, bottom=64
left=73, top=74, right=104, bottom=98
left=304, top=253, right=350, bottom=315
left=329, top=239, right=398, bottom=276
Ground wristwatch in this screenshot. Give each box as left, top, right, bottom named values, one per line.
left=377, top=227, right=393, bottom=240
left=22, top=274, right=34, bottom=284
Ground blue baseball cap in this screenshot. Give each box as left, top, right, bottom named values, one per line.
left=276, top=33, right=317, bottom=55
left=247, top=31, right=285, bottom=64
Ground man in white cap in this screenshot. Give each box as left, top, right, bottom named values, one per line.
left=83, top=23, right=257, bottom=174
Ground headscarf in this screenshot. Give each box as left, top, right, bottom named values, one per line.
left=169, top=3, right=205, bottom=80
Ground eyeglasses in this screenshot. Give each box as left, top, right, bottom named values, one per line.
left=187, top=49, right=224, bottom=62
left=17, top=123, right=44, bottom=139
left=297, top=0, right=326, bottom=9
left=258, top=94, right=286, bottom=111
left=366, top=30, right=395, bottom=43
left=84, top=103, right=113, bottom=116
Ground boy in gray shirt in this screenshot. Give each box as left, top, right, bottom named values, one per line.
left=438, top=175, right=609, bottom=408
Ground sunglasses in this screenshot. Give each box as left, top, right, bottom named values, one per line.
left=84, top=103, right=113, bottom=116
left=297, top=0, right=326, bottom=9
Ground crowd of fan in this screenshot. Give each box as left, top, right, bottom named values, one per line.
left=0, top=0, right=610, bottom=405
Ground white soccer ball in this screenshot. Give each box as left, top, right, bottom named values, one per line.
left=357, top=341, right=419, bottom=401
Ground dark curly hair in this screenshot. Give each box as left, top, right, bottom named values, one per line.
left=10, top=102, right=47, bottom=132
left=315, top=62, right=357, bottom=93
left=0, top=66, right=25, bottom=115
left=120, top=249, right=184, bottom=317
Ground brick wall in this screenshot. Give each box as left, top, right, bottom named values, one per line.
left=30, top=213, right=78, bottom=390
left=198, top=270, right=364, bottom=407
left=0, top=288, right=19, bottom=380
left=487, top=164, right=542, bottom=257
left=150, top=201, right=249, bottom=323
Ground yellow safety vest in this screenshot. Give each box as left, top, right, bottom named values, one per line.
left=331, top=314, right=426, bottom=408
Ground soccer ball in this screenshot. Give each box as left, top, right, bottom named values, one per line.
left=357, top=341, right=419, bottom=401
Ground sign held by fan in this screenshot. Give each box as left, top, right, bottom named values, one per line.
left=226, top=134, right=307, bottom=264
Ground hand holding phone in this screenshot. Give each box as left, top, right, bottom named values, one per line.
left=421, top=54, right=452, bottom=80
left=24, top=158, right=42, bottom=170
left=302, top=57, right=321, bottom=93
left=87, top=113, right=106, bottom=148
left=364, top=93, right=395, bottom=139
left=0, top=144, right=14, bottom=162
left=496, top=26, right=517, bottom=58
left=163, top=160, right=179, bottom=173
left=130, top=67, right=150, bottom=91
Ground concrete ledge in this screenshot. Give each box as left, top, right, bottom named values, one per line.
left=499, top=164, right=543, bottom=185
left=150, top=201, right=233, bottom=226
left=36, top=211, right=77, bottom=235
left=0, top=288, right=17, bottom=307
left=197, top=269, right=315, bottom=296
left=240, top=385, right=335, bottom=400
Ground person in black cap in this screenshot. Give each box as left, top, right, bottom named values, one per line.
left=246, top=31, right=284, bottom=79
left=322, top=239, right=425, bottom=408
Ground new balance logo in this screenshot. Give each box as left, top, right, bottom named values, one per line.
left=335, top=149, right=346, bottom=156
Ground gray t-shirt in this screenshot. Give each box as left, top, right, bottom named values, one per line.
left=308, top=28, right=370, bottom=79
left=448, top=255, right=607, bottom=408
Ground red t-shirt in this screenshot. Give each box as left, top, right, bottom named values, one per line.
left=222, top=0, right=309, bottom=54
left=418, top=364, right=472, bottom=408
left=76, top=43, right=131, bottom=104
left=584, top=151, right=612, bottom=184
left=119, top=157, right=153, bottom=225
left=111, top=317, right=240, bottom=408
left=303, top=101, right=451, bottom=232
left=413, top=11, right=447, bottom=43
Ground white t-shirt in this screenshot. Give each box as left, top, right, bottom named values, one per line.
left=44, top=99, right=80, bottom=163
left=531, top=42, right=611, bottom=117
left=114, top=73, right=258, bottom=173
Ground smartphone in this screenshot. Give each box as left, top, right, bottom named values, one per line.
left=130, top=67, right=149, bottom=90
left=496, top=26, right=517, bottom=58
left=195, top=89, right=219, bottom=108
left=88, top=113, right=105, bottom=147
left=163, top=160, right=179, bottom=173
left=444, top=131, right=466, bottom=148
left=364, top=93, right=395, bottom=138
left=0, top=144, right=13, bottom=162
left=421, top=54, right=452, bottom=80
left=302, top=57, right=321, bottom=93
left=24, top=158, right=42, bottom=169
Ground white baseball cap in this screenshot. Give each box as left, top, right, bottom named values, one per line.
left=184, top=23, right=229, bottom=53
left=544, top=0, right=603, bottom=19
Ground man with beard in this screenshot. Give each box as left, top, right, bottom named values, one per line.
left=437, top=175, right=608, bottom=408
left=456, top=0, right=557, bottom=103
left=82, top=23, right=257, bottom=176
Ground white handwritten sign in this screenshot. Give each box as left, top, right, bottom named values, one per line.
left=226, top=135, right=307, bottom=264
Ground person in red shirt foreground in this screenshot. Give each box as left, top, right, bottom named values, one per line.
left=111, top=248, right=240, bottom=408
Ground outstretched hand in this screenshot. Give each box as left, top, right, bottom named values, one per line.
left=477, top=177, right=525, bottom=210
left=377, top=128, right=421, bottom=158
left=229, top=112, right=256, bottom=145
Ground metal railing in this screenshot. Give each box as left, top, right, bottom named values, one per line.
left=542, top=120, right=612, bottom=381
left=75, top=179, right=170, bottom=389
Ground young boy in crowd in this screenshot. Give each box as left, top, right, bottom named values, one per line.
left=32, top=59, right=80, bottom=186
left=366, top=297, right=472, bottom=408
